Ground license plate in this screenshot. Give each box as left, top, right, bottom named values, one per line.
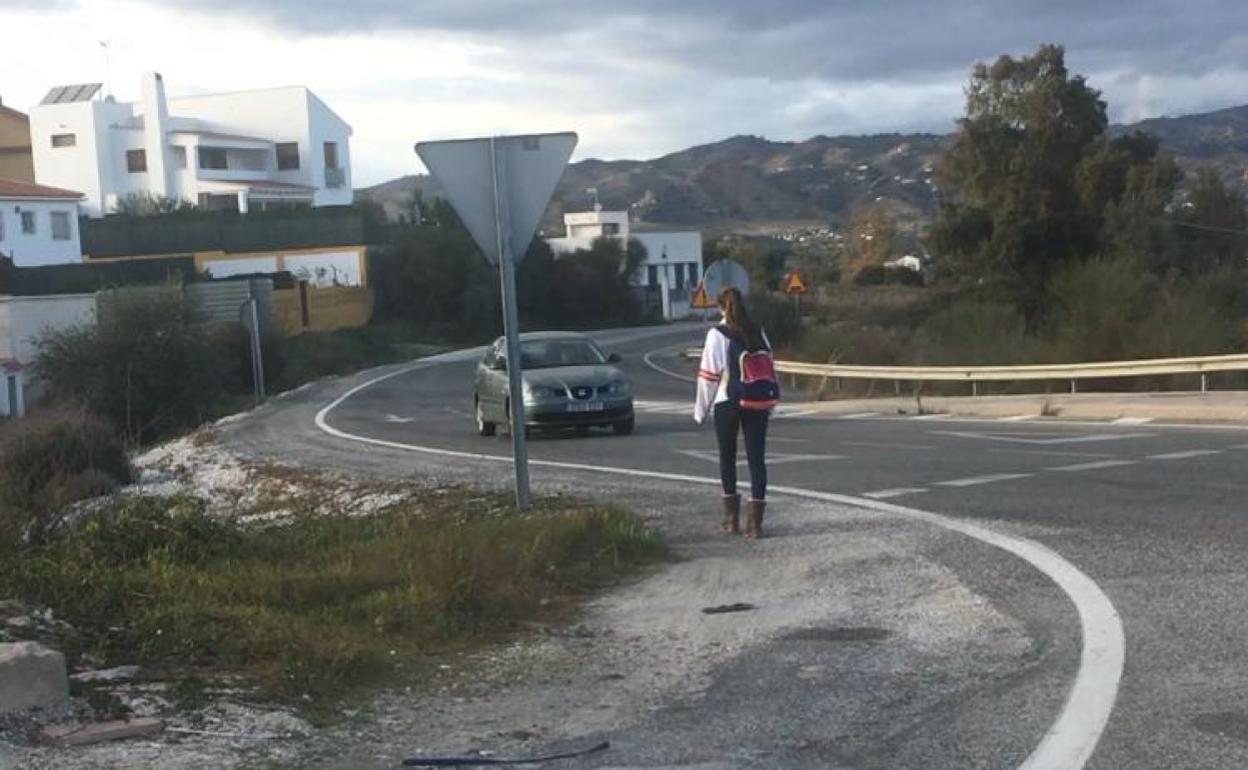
left=566, top=402, right=605, bottom=413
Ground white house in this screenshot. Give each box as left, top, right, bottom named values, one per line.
left=30, top=74, right=353, bottom=218
left=0, top=293, right=96, bottom=417
left=0, top=178, right=83, bottom=266
left=547, top=208, right=704, bottom=320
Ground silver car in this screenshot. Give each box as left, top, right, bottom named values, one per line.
left=473, top=332, right=635, bottom=436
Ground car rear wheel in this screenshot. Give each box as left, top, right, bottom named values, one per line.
left=475, top=399, right=496, bottom=437
left=612, top=417, right=635, bottom=436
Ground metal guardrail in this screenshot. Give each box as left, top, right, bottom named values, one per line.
left=773, top=353, right=1248, bottom=394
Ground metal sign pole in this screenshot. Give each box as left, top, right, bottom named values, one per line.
left=491, top=137, right=532, bottom=510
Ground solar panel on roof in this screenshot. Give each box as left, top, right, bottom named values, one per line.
left=39, top=83, right=102, bottom=105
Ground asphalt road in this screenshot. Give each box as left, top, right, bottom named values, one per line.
left=230, top=323, right=1248, bottom=769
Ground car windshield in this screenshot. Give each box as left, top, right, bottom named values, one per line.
left=518, top=339, right=606, bottom=369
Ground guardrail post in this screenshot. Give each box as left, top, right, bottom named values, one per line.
left=972, top=381, right=978, bottom=397
left=1201, top=373, right=1208, bottom=393
left=894, top=379, right=901, bottom=396
left=1070, top=379, right=1077, bottom=394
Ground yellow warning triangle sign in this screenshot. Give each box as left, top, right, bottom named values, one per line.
left=690, top=282, right=714, bottom=308
left=783, top=270, right=808, bottom=294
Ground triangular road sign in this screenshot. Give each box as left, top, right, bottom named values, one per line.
left=415, top=132, right=577, bottom=265
left=783, top=269, right=808, bottom=294
left=691, top=282, right=714, bottom=308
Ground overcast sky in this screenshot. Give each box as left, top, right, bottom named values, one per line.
left=3, top=0, right=1247, bottom=186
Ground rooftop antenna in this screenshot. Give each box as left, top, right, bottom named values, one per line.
left=586, top=186, right=601, bottom=213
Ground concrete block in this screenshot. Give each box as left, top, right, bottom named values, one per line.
left=0, top=641, right=68, bottom=714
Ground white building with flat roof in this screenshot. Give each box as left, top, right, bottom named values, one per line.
left=0, top=178, right=83, bottom=266
left=547, top=208, right=703, bottom=320
left=30, top=74, right=352, bottom=218
left=0, top=293, right=96, bottom=417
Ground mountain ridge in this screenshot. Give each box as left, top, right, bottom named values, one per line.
left=361, top=105, right=1248, bottom=236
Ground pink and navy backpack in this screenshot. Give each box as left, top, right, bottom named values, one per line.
left=716, top=325, right=781, bottom=411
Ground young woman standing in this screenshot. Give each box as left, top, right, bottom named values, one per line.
left=693, top=287, right=774, bottom=538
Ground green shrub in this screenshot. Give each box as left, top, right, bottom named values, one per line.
left=748, top=291, right=801, bottom=349
left=0, top=409, right=132, bottom=545
left=34, top=287, right=230, bottom=443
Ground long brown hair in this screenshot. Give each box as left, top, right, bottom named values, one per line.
left=718, top=287, right=765, bottom=350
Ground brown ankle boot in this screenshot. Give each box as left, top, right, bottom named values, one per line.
left=745, top=499, right=766, bottom=539
left=720, top=494, right=741, bottom=534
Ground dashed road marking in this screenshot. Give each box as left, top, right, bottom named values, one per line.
left=862, top=487, right=928, bottom=499
left=1112, top=417, right=1154, bottom=425
left=999, top=415, right=1036, bottom=422
left=1147, top=449, right=1223, bottom=460
left=839, top=411, right=882, bottom=419
left=934, top=430, right=1154, bottom=446
left=842, top=440, right=936, bottom=450
left=912, top=413, right=952, bottom=420
left=1048, top=460, right=1139, bottom=472
left=936, top=473, right=1033, bottom=488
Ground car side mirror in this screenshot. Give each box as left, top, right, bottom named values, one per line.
left=607, top=352, right=622, bottom=363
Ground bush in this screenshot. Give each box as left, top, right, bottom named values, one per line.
left=35, top=287, right=230, bottom=443
left=748, top=291, right=802, bottom=349
left=0, top=409, right=132, bottom=545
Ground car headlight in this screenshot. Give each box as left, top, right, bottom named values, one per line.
left=601, top=380, right=630, bottom=395
left=524, top=385, right=565, bottom=401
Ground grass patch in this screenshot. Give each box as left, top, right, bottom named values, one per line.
left=0, top=488, right=665, bottom=705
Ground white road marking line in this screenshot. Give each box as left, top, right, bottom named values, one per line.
left=934, top=430, right=1154, bottom=446
left=316, top=356, right=1125, bottom=770
left=912, top=413, right=951, bottom=420
left=384, top=414, right=414, bottom=423
left=839, top=412, right=882, bottom=419
left=842, top=441, right=936, bottom=450
left=1112, top=417, right=1154, bottom=425
left=1146, top=449, right=1223, bottom=460
left=862, top=488, right=928, bottom=499
left=674, top=449, right=845, bottom=466
left=643, top=343, right=698, bottom=383
left=999, top=415, right=1036, bottom=422
left=997, top=448, right=1116, bottom=459
left=936, top=473, right=1033, bottom=488
left=1048, top=460, right=1139, bottom=472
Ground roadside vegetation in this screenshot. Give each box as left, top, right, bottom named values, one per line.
left=721, top=44, right=1248, bottom=394
left=0, top=437, right=665, bottom=707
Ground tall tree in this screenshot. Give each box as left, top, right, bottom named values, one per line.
left=929, top=44, right=1114, bottom=322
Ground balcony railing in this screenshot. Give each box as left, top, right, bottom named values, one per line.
left=325, top=167, right=346, bottom=189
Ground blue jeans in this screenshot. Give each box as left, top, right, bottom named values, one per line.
left=714, top=401, right=769, bottom=501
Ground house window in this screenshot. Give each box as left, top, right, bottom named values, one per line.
left=0, top=214, right=5, bottom=241
left=276, top=142, right=300, bottom=170
left=198, top=147, right=228, bottom=170
left=172, top=146, right=188, bottom=169
left=51, top=133, right=76, bottom=148
left=20, top=211, right=35, bottom=235
left=646, top=265, right=658, bottom=286
left=602, top=222, right=621, bottom=235
left=323, top=141, right=339, bottom=169
left=126, top=149, right=147, bottom=173
left=50, top=212, right=71, bottom=241
left=674, top=264, right=686, bottom=290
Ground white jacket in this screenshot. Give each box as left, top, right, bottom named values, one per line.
left=693, top=326, right=770, bottom=424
